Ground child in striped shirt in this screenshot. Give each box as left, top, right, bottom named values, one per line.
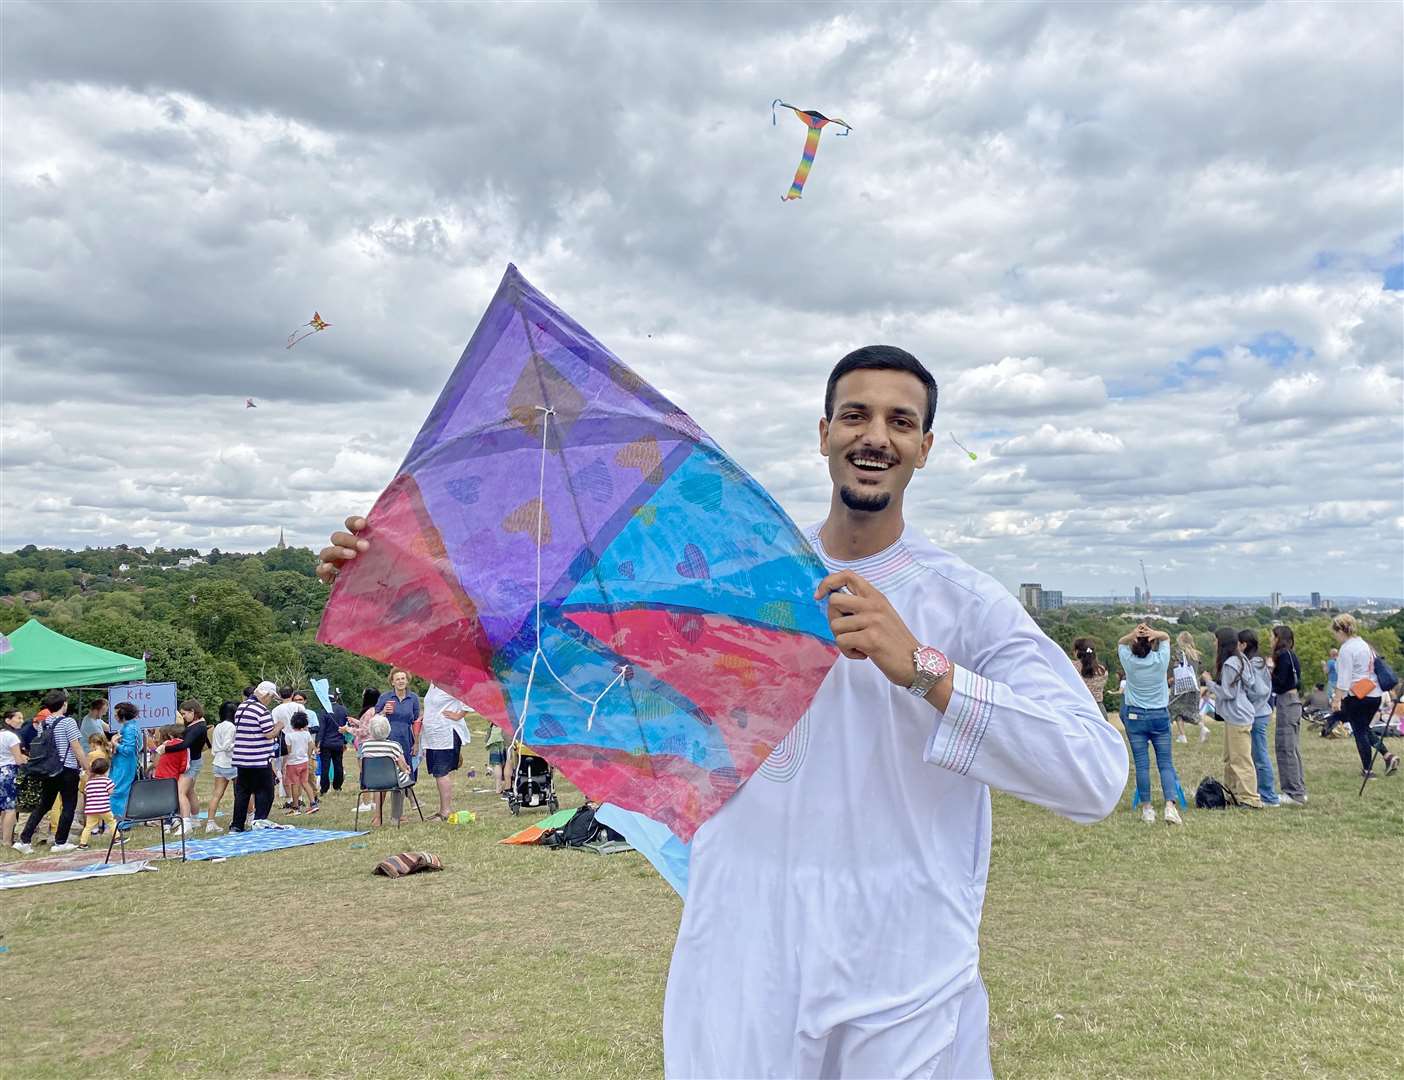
left=79, top=757, right=116, bottom=847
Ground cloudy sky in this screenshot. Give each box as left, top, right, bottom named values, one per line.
left=2, top=1, right=1401, bottom=600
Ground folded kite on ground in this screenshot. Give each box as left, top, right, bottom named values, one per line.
left=317, top=264, right=839, bottom=841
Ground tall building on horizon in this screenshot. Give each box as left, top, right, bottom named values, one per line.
left=1018, top=583, right=1043, bottom=612
left=1311, top=591, right=1322, bottom=609
left=1039, top=590, right=1064, bottom=611
left=1134, top=585, right=1142, bottom=607
left=1270, top=591, right=1283, bottom=610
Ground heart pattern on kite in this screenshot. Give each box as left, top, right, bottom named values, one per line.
left=503, top=498, right=552, bottom=544
left=675, top=543, right=709, bottom=580
left=671, top=612, right=705, bottom=644
left=446, top=476, right=482, bottom=506
left=575, top=459, right=614, bottom=502
left=616, top=560, right=635, bottom=580
left=634, top=505, right=657, bottom=526
left=616, top=435, right=664, bottom=484
left=679, top=472, right=723, bottom=512
left=534, top=714, right=567, bottom=740
left=752, top=521, right=779, bottom=544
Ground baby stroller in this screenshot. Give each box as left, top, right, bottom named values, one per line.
left=506, top=741, right=558, bottom=816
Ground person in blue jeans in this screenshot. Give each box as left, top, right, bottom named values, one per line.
left=1118, top=622, right=1185, bottom=824
left=1237, top=629, right=1279, bottom=806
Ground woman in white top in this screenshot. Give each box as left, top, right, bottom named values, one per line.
left=204, top=701, right=239, bottom=834
left=1331, top=613, right=1398, bottom=778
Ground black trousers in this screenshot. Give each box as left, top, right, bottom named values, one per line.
left=21, top=767, right=81, bottom=845
left=1342, top=694, right=1391, bottom=772
left=232, top=765, right=275, bottom=830
left=319, top=747, right=345, bottom=793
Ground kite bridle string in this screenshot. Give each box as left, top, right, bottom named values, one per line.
left=506, top=399, right=629, bottom=797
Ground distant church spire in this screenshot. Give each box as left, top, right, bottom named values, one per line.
left=277, top=528, right=286, bottom=550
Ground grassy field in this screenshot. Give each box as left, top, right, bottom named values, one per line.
left=1, top=725, right=1400, bottom=1079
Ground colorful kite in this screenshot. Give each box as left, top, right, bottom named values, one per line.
left=772, top=99, right=851, bottom=201
left=286, top=311, right=331, bottom=349
left=318, top=264, right=839, bottom=840
left=950, top=433, right=977, bottom=461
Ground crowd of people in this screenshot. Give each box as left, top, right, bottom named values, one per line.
left=2, top=671, right=517, bottom=853
left=1073, top=612, right=1400, bottom=822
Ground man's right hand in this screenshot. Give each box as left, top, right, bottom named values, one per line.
left=317, top=516, right=370, bottom=584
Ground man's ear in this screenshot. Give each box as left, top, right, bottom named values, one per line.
left=915, top=429, right=935, bottom=469
left=819, top=417, right=830, bottom=458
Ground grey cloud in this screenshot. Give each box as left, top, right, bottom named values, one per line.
left=2, top=1, right=1401, bottom=596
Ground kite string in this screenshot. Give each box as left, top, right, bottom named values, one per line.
left=507, top=401, right=629, bottom=795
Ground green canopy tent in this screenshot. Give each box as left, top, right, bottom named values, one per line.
left=0, top=619, right=147, bottom=692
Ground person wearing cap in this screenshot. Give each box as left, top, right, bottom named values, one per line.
left=230, top=682, right=285, bottom=831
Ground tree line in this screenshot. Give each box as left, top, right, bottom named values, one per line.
left=2, top=543, right=1400, bottom=715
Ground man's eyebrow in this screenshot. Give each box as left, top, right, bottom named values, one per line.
left=834, top=400, right=920, bottom=418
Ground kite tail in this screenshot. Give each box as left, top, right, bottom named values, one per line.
left=783, top=125, right=824, bottom=201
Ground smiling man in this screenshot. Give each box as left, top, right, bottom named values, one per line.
left=316, top=345, right=1127, bottom=1079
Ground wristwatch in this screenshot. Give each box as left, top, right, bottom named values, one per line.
left=907, top=645, right=952, bottom=697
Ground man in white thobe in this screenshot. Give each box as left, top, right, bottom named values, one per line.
left=317, top=345, right=1128, bottom=1079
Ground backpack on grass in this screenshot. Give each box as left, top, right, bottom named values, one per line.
left=1194, top=775, right=1238, bottom=810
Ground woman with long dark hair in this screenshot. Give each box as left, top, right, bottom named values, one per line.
left=1072, top=638, right=1108, bottom=709
left=1208, top=627, right=1260, bottom=806
left=1238, top=630, right=1280, bottom=807
left=1269, top=626, right=1307, bottom=805
left=1331, top=613, right=1399, bottom=779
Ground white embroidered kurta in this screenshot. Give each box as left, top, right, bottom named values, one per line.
left=663, top=525, right=1128, bottom=1079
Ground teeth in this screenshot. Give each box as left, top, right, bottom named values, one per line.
left=851, top=457, right=891, bottom=470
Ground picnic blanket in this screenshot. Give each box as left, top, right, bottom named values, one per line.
left=143, top=827, right=365, bottom=862
left=0, top=859, right=151, bottom=890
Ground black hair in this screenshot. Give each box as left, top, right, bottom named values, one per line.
left=218, top=701, right=238, bottom=725
left=1271, top=625, right=1295, bottom=655
left=291, top=710, right=308, bottom=730
left=824, top=346, right=938, bottom=433
left=1131, top=634, right=1153, bottom=659
left=361, top=688, right=379, bottom=714
left=1237, top=628, right=1260, bottom=659
left=179, top=699, right=205, bottom=721
left=242, top=686, right=255, bottom=699
left=41, top=689, right=68, bottom=712
left=279, top=685, right=294, bottom=700
left=1213, top=627, right=1239, bottom=680
left=115, top=701, right=139, bottom=723
left=1072, top=637, right=1105, bottom=678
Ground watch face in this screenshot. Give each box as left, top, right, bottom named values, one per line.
left=915, top=646, right=950, bottom=679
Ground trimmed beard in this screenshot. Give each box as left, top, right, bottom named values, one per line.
left=839, top=485, right=891, bottom=513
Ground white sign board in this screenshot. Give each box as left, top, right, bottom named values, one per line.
left=109, top=681, right=179, bottom=731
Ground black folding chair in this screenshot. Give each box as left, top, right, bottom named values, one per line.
left=355, top=756, right=424, bottom=829
left=106, top=777, right=186, bottom=863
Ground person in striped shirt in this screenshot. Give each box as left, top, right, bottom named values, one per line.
left=78, top=756, right=116, bottom=847
left=230, top=682, right=285, bottom=832
left=361, top=716, right=414, bottom=826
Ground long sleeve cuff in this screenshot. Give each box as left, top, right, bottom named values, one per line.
left=924, top=664, right=991, bottom=777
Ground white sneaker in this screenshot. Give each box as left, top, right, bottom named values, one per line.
left=1199, top=725, right=1211, bottom=744
left=182, top=817, right=196, bottom=833
left=205, top=821, right=224, bottom=834
left=50, top=842, right=79, bottom=853
left=1140, top=805, right=1156, bottom=824
left=1164, top=802, right=1183, bottom=825
left=356, top=802, right=374, bottom=813
left=11, top=842, right=33, bottom=854
left=1176, top=734, right=1188, bottom=744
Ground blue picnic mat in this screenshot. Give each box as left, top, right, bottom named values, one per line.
left=142, top=826, right=365, bottom=862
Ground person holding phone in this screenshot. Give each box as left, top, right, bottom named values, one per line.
left=375, top=669, right=421, bottom=781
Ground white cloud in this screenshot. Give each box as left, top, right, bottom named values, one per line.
left=0, top=1, right=1400, bottom=598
